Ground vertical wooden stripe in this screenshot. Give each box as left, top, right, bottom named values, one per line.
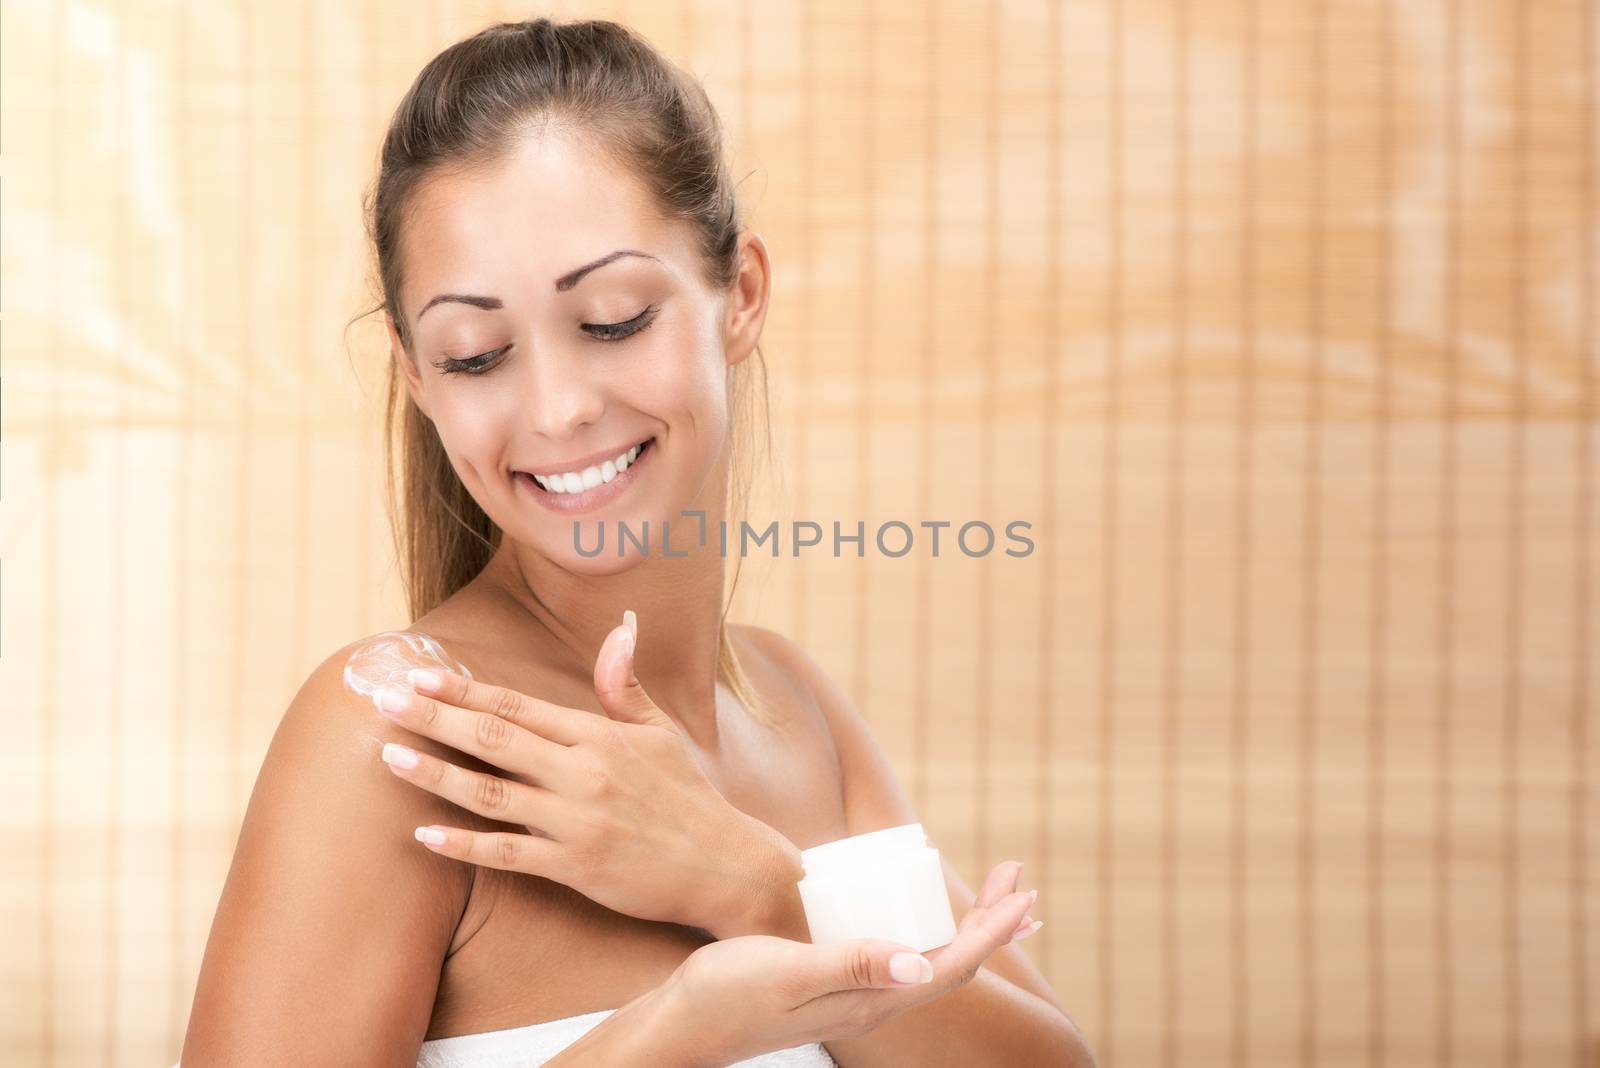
left=360, top=0, right=377, bottom=638
left=1162, top=1, right=1190, bottom=1061
left=1230, top=2, right=1260, bottom=1063
left=1437, top=2, right=1462, bottom=1062
left=740, top=6, right=756, bottom=137
left=1505, top=2, right=1530, bottom=1062
left=1098, top=0, right=1124, bottom=1058
left=1038, top=0, right=1063, bottom=981
left=851, top=0, right=872, bottom=724
left=287, top=0, right=313, bottom=697
left=229, top=2, right=253, bottom=834
left=169, top=5, right=194, bottom=1054
left=107, top=4, right=128, bottom=1059
left=912, top=1, right=935, bottom=819
left=1302, top=2, right=1327, bottom=1064
left=1367, top=2, right=1395, bottom=1063
left=39, top=5, right=63, bottom=1064
left=791, top=1, right=812, bottom=652
left=1574, top=7, right=1596, bottom=1064
left=975, top=0, right=998, bottom=875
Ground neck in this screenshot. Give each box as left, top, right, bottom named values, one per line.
left=479, top=453, right=733, bottom=749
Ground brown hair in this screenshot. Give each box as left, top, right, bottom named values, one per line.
left=350, top=16, right=776, bottom=725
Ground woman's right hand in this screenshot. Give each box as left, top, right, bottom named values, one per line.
left=662, top=861, right=1038, bottom=1066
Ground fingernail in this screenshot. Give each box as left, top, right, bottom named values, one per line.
left=414, top=826, right=447, bottom=847
left=623, top=609, right=638, bottom=639
left=382, top=742, right=418, bottom=770
left=1027, top=888, right=1038, bottom=907
left=376, top=688, right=411, bottom=715
left=408, top=668, right=442, bottom=692
left=890, top=953, right=933, bottom=984
left=1014, top=920, right=1043, bottom=942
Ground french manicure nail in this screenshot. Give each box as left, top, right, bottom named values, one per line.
left=376, top=688, right=411, bottom=715
left=623, top=608, right=637, bottom=638
left=382, top=742, right=419, bottom=770
left=408, top=668, right=442, bottom=692
left=414, top=826, right=447, bottom=847
left=1027, top=888, right=1038, bottom=907
left=1014, top=920, right=1044, bottom=942
left=890, top=953, right=933, bottom=984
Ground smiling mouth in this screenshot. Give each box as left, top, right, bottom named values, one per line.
left=518, top=437, right=654, bottom=495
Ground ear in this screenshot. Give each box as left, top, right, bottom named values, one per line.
left=721, top=229, right=771, bottom=370
left=386, top=313, right=431, bottom=418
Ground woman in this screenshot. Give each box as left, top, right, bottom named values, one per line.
left=181, top=15, right=1093, bottom=1066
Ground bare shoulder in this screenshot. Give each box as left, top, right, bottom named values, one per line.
left=727, top=622, right=822, bottom=709
left=730, top=624, right=916, bottom=823
left=272, top=630, right=471, bottom=778
left=727, top=625, right=853, bottom=729
left=183, top=634, right=478, bottom=1064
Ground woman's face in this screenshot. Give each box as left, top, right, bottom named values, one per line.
left=388, top=130, right=768, bottom=574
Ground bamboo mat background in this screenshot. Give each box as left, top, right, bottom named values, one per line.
left=0, top=1, right=1596, bottom=1065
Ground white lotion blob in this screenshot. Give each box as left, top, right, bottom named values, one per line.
left=342, top=630, right=473, bottom=708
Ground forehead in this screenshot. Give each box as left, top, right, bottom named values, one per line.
left=401, top=130, right=690, bottom=314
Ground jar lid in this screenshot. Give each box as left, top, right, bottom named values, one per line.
left=799, top=822, right=927, bottom=878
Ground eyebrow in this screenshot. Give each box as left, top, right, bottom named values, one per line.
left=415, top=249, right=663, bottom=321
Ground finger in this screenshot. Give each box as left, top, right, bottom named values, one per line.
left=1013, top=918, right=1044, bottom=942
left=380, top=741, right=575, bottom=838
left=973, top=860, right=1025, bottom=909
left=1007, top=889, right=1039, bottom=936
left=922, top=889, right=1034, bottom=978
left=412, top=823, right=565, bottom=878
left=373, top=685, right=577, bottom=791
left=407, top=666, right=600, bottom=748
left=800, top=938, right=936, bottom=996
left=592, top=612, right=677, bottom=732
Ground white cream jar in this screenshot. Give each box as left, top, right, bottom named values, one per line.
left=795, top=823, right=959, bottom=952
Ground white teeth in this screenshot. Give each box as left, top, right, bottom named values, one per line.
left=533, top=439, right=648, bottom=494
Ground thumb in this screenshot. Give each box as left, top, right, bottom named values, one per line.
left=593, top=610, right=675, bottom=730
left=810, top=940, right=934, bottom=992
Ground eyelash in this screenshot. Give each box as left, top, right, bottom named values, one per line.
left=432, top=304, right=660, bottom=375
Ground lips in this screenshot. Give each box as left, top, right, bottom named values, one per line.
left=514, top=437, right=655, bottom=515
left=519, top=437, right=653, bottom=493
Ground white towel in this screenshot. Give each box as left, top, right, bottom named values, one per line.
left=169, top=1008, right=841, bottom=1066
left=416, top=1007, right=840, bottom=1068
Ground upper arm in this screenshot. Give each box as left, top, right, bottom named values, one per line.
left=181, top=641, right=475, bottom=1066
left=746, top=626, right=1065, bottom=1013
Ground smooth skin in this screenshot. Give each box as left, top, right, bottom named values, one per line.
left=378, top=623, right=1048, bottom=1066
left=182, top=125, right=1093, bottom=1065
left=547, top=866, right=1040, bottom=1067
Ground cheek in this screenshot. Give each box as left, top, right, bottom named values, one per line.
left=636, top=317, right=729, bottom=442
left=429, top=392, right=516, bottom=481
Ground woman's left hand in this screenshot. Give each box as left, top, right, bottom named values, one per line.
left=369, top=614, right=788, bottom=938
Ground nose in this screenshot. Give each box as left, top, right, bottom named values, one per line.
left=522, top=343, right=604, bottom=440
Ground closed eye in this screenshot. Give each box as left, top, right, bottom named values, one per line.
left=432, top=304, right=660, bottom=375
left=583, top=303, right=659, bottom=341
